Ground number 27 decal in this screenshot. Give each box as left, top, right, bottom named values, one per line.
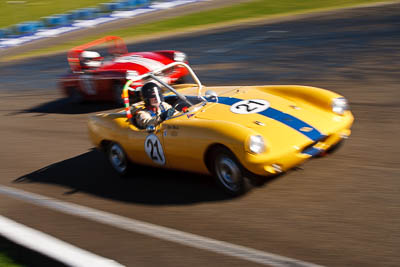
left=145, top=134, right=166, bottom=165
left=230, top=99, right=270, bottom=114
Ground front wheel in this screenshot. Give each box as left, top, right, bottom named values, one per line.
left=107, top=142, right=130, bottom=176
left=211, top=147, right=252, bottom=196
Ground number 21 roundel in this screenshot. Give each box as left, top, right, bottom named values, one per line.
left=230, top=99, right=270, bottom=114
left=145, top=134, right=166, bottom=165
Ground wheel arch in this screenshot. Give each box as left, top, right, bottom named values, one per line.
left=204, top=143, right=236, bottom=174
left=99, top=139, right=112, bottom=152
left=203, top=142, right=267, bottom=185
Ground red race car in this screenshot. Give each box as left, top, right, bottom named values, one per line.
left=59, top=36, right=189, bottom=104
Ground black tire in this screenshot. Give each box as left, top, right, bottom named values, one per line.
left=67, top=87, right=83, bottom=104
left=210, top=147, right=253, bottom=196
left=113, top=82, right=124, bottom=105
left=107, top=142, right=130, bottom=176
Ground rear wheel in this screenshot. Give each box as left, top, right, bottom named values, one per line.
left=67, top=87, right=83, bottom=104
left=210, top=147, right=252, bottom=196
left=107, top=142, right=130, bottom=176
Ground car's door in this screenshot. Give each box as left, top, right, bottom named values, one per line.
left=124, top=123, right=168, bottom=168
left=160, top=116, right=208, bottom=174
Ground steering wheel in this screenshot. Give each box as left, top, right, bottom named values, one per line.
left=173, top=101, right=187, bottom=112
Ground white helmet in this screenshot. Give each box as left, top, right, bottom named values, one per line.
left=81, top=51, right=102, bottom=68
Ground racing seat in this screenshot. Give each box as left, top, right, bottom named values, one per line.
left=130, top=106, right=146, bottom=130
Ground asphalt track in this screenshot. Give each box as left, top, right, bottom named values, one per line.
left=0, top=2, right=400, bottom=267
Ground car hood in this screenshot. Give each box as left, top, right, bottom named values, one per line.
left=193, top=86, right=333, bottom=151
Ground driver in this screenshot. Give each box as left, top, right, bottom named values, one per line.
left=80, top=50, right=103, bottom=70
left=135, top=82, right=176, bottom=129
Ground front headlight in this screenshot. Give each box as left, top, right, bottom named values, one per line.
left=332, top=97, right=349, bottom=115
left=174, top=52, right=187, bottom=62
left=248, top=135, right=266, bottom=154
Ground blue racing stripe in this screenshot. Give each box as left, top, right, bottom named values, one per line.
left=213, top=96, right=323, bottom=141
left=302, top=147, right=323, bottom=157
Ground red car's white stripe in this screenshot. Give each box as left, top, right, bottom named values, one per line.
left=115, top=56, right=165, bottom=71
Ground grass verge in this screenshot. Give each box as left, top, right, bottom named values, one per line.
left=0, top=236, right=66, bottom=267
left=0, top=0, right=115, bottom=28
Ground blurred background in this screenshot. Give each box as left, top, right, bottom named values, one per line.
left=0, top=0, right=399, bottom=266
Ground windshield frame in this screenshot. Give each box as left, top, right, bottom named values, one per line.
left=121, top=62, right=206, bottom=120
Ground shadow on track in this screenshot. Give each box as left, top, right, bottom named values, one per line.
left=14, top=149, right=236, bottom=205
left=23, top=98, right=120, bottom=115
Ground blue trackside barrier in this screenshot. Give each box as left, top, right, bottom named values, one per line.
left=86, top=7, right=102, bottom=18
left=16, top=22, right=35, bottom=34
left=1, top=27, right=18, bottom=38
left=126, top=0, right=139, bottom=7
left=65, top=12, right=78, bottom=22
left=65, top=8, right=93, bottom=22
left=0, top=0, right=150, bottom=39
left=15, top=21, right=44, bottom=34
left=121, top=0, right=141, bottom=8
left=34, top=21, right=45, bottom=30
left=118, top=0, right=148, bottom=8
left=0, top=29, right=6, bottom=39
left=100, top=2, right=125, bottom=12
left=42, top=14, right=69, bottom=27
left=72, top=8, right=99, bottom=20
left=114, top=1, right=132, bottom=10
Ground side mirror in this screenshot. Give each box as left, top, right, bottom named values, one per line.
left=205, top=90, right=218, bottom=101
left=146, top=125, right=155, bottom=133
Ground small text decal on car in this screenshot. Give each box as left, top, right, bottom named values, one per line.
left=230, top=99, right=270, bottom=114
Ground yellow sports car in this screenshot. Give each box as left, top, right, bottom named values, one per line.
left=88, top=62, right=354, bottom=196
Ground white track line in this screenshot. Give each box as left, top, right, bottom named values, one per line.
left=0, top=215, right=124, bottom=267
left=0, top=185, right=323, bottom=267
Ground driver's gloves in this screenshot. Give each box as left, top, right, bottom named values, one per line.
left=160, top=108, right=175, bottom=121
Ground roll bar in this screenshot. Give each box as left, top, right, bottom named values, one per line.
left=68, top=36, right=127, bottom=72
left=122, top=62, right=204, bottom=119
